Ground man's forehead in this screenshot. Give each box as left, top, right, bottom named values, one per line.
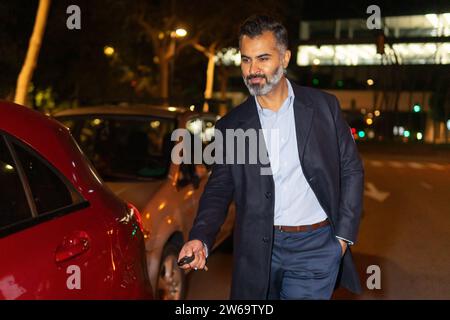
left=240, top=31, right=279, bottom=53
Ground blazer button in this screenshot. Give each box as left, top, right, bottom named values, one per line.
left=265, top=191, right=272, bottom=199
left=262, top=237, right=270, bottom=243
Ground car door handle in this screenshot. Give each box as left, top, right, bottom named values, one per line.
left=55, top=233, right=90, bottom=263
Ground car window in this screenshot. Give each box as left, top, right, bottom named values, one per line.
left=185, top=116, right=217, bottom=170
left=12, top=141, right=82, bottom=215
left=59, top=116, right=176, bottom=181
left=0, top=136, right=32, bottom=229
left=59, top=119, right=76, bottom=131
left=186, top=117, right=216, bottom=143
left=203, top=117, right=216, bottom=142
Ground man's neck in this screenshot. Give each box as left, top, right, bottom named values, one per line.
left=256, top=77, right=288, bottom=112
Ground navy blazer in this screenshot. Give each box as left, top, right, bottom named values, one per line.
left=189, top=82, right=365, bottom=298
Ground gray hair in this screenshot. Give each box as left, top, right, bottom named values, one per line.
left=238, top=15, right=288, bottom=52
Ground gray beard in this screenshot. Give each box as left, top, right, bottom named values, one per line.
left=244, top=65, right=285, bottom=96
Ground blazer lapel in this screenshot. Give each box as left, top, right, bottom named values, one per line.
left=237, top=97, right=261, bottom=132
left=292, top=85, right=315, bottom=164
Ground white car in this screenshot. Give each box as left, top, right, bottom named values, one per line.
left=55, top=105, right=235, bottom=300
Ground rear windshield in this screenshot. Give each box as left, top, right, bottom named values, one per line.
left=56, top=115, right=176, bottom=181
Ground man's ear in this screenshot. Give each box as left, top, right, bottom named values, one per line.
left=283, top=49, right=291, bottom=68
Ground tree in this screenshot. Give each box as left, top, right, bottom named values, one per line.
left=130, top=0, right=287, bottom=107
left=193, top=41, right=218, bottom=112
left=14, top=0, right=51, bottom=106
left=132, top=1, right=199, bottom=102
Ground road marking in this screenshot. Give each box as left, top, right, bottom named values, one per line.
left=407, top=162, right=425, bottom=169
left=366, top=160, right=449, bottom=171
left=420, top=182, right=433, bottom=190
left=364, top=182, right=390, bottom=202
left=387, top=161, right=403, bottom=168
left=426, top=163, right=447, bottom=170
left=369, top=160, right=384, bottom=167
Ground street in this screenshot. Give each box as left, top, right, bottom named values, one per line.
left=186, top=148, right=450, bottom=299
left=2, top=0, right=450, bottom=302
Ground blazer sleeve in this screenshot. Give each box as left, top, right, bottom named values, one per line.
left=188, top=119, right=235, bottom=251
left=331, top=95, right=365, bottom=244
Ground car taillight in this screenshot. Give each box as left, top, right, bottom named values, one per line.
left=127, top=202, right=144, bottom=233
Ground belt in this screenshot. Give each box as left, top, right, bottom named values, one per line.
left=274, top=219, right=330, bottom=232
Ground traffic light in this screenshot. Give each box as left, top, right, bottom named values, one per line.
left=413, top=103, right=421, bottom=113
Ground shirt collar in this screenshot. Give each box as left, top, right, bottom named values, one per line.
left=255, top=78, right=295, bottom=118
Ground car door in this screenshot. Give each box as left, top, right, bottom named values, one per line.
left=0, top=133, right=114, bottom=299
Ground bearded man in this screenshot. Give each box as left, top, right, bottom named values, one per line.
left=179, top=14, right=364, bottom=300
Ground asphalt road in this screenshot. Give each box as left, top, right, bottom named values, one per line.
left=185, top=149, right=450, bottom=300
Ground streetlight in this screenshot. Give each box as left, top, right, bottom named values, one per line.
left=175, top=28, right=187, bottom=38
left=171, top=28, right=188, bottom=39
left=103, top=46, right=115, bottom=57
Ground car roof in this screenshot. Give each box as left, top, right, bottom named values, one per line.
left=53, top=104, right=188, bottom=119
left=53, top=104, right=221, bottom=128
left=0, top=100, right=106, bottom=196
left=0, top=100, right=67, bottom=140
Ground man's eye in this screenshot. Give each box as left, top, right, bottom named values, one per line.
left=260, top=57, right=269, bottom=61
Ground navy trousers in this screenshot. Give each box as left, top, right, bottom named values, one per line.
left=268, top=224, right=342, bottom=300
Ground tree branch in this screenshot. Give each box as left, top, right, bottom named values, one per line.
left=136, top=14, right=160, bottom=52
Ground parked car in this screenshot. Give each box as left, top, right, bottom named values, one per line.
left=54, top=105, right=235, bottom=300
left=0, top=101, right=153, bottom=299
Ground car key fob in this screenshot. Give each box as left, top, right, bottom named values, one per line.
left=177, top=255, right=195, bottom=266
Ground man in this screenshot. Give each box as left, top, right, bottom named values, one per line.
left=178, top=15, right=364, bottom=300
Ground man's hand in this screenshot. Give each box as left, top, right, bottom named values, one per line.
left=178, top=240, right=208, bottom=271
left=338, top=239, right=348, bottom=257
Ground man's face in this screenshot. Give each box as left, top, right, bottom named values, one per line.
left=240, top=31, right=291, bottom=96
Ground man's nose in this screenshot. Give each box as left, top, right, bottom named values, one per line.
left=248, top=61, right=260, bottom=75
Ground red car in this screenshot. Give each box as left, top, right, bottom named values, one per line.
left=0, top=101, right=153, bottom=299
